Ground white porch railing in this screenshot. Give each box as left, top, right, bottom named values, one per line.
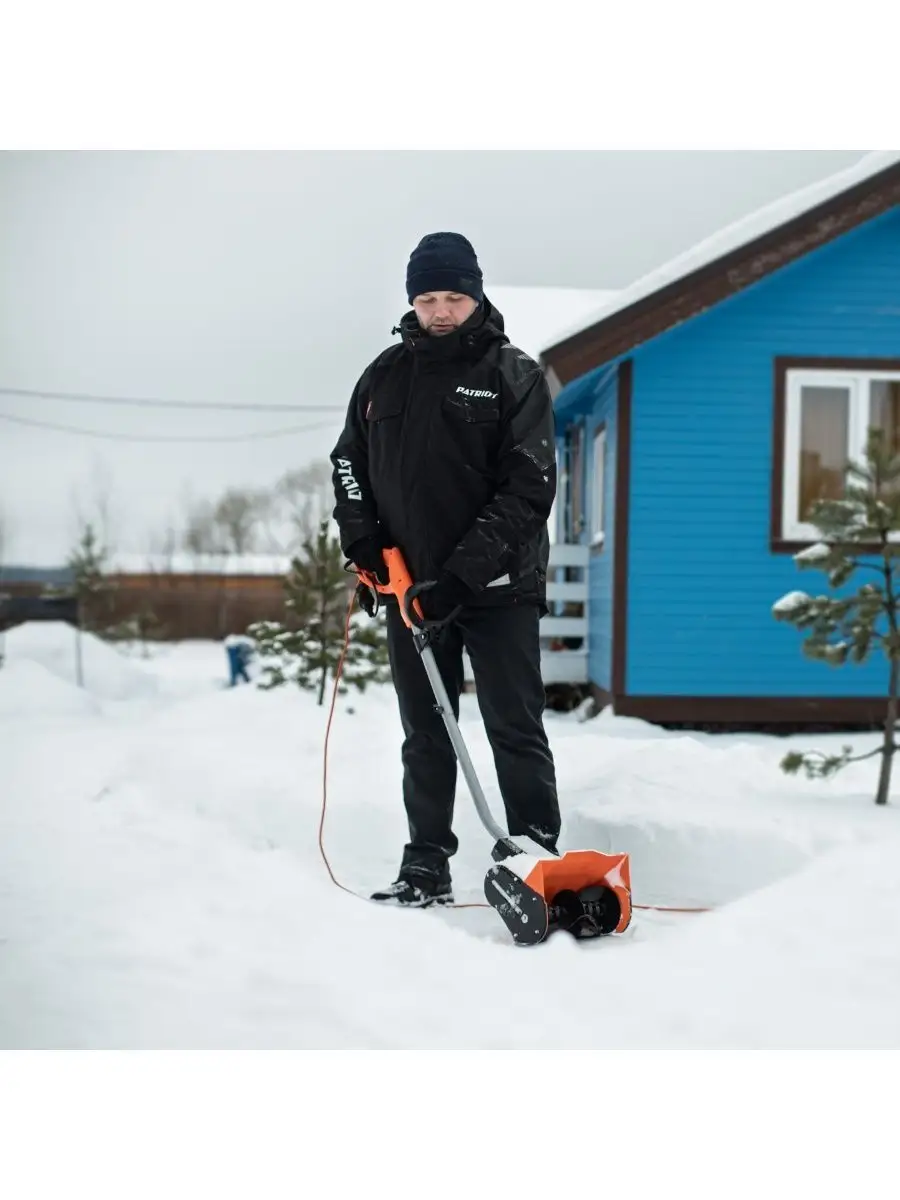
left=463, top=542, right=589, bottom=686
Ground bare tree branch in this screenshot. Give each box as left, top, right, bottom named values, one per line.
left=212, top=486, right=272, bottom=555
left=272, top=460, right=335, bottom=551
left=181, top=496, right=223, bottom=557
left=70, top=456, right=118, bottom=555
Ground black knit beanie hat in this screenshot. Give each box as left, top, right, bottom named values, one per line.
left=406, top=232, right=484, bottom=304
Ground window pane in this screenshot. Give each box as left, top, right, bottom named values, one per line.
left=571, top=425, right=584, bottom=535
left=561, top=425, right=584, bottom=540
left=870, top=379, right=900, bottom=458
left=799, top=385, right=849, bottom=520
left=592, top=430, right=606, bottom=541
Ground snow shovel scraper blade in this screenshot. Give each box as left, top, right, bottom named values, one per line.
left=354, top=546, right=633, bottom=947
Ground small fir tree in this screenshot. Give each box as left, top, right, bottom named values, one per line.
left=104, top=606, right=167, bottom=657
left=65, top=522, right=118, bottom=633
left=772, top=427, right=900, bottom=805
left=248, top=518, right=390, bottom=705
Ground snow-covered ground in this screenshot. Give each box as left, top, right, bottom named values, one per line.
left=2, top=621, right=900, bottom=1050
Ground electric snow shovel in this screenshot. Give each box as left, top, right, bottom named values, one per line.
left=356, top=547, right=632, bottom=947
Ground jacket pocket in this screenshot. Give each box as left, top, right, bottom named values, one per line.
left=441, top=394, right=500, bottom=424
left=366, top=389, right=405, bottom=422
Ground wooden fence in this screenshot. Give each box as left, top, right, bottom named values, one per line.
left=3, top=545, right=590, bottom=687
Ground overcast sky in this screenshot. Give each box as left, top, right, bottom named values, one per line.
left=0, top=149, right=864, bottom=564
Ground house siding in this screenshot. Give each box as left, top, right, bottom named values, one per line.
left=625, top=205, right=900, bottom=697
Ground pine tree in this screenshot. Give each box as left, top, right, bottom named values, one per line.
left=65, top=522, right=118, bottom=633
left=105, top=605, right=167, bottom=657
left=772, top=427, right=900, bottom=804
left=248, top=518, right=391, bottom=705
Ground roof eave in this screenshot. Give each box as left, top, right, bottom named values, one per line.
left=540, top=159, right=900, bottom=386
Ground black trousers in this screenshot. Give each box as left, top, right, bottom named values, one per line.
left=385, top=601, right=560, bottom=884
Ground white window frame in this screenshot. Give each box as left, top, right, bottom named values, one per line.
left=591, top=425, right=607, bottom=548
left=782, top=367, right=900, bottom=542
left=548, top=445, right=560, bottom=544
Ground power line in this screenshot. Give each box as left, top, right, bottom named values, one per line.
left=0, top=410, right=339, bottom=443
left=0, top=385, right=344, bottom=413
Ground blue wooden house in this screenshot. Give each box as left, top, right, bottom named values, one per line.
left=539, top=151, right=900, bottom=728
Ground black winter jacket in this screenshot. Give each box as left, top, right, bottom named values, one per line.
left=330, top=298, right=557, bottom=609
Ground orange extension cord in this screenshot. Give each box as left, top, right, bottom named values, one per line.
left=319, top=588, right=709, bottom=917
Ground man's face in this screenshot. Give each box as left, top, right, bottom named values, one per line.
left=412, top=291, right=478, bottom=335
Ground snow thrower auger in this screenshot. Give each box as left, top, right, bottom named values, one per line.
left=355, top=547, right=633, bottom=947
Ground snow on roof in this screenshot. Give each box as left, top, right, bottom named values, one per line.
left=3, top=553, right=298, bottom=578
left=487, top=285, right=619, bottom=359
left=543, top=149, right=900, bottom=353
left=108, top=552, right=293, bottom=576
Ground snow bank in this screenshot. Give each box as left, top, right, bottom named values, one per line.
left=604, top=833, right=900, bottom=1047
left=1, top=621, right=159, bottom=702
left=2, top=640, right=900, bottom=1050
left=0, top=658, right=101, bottom=720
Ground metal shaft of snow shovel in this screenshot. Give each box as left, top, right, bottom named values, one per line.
left=355, top=546, right=516, bottom=853
left=415, top=635, right=508, bottom=845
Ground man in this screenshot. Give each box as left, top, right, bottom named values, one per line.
left=330, top=231, right=561, bottom=907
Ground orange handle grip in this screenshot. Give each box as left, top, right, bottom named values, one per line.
left=357, top=546, right=424, bottom=629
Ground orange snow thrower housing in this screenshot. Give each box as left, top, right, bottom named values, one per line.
left=355, top=546, right=632, bottom=946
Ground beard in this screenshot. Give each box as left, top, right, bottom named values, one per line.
left=425, top=317, right=457, bottom=336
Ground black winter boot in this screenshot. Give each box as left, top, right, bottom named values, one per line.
left=370, top=876, right=454, bottom=907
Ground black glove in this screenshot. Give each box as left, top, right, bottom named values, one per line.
left=417, top=571, right=473, bottom=623
left=355, top=580, right=378, bottom=618
left=346, top=534, right=389, bottom=585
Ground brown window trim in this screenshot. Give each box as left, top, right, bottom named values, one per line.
left=771, top=355, right=900, bottom=554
